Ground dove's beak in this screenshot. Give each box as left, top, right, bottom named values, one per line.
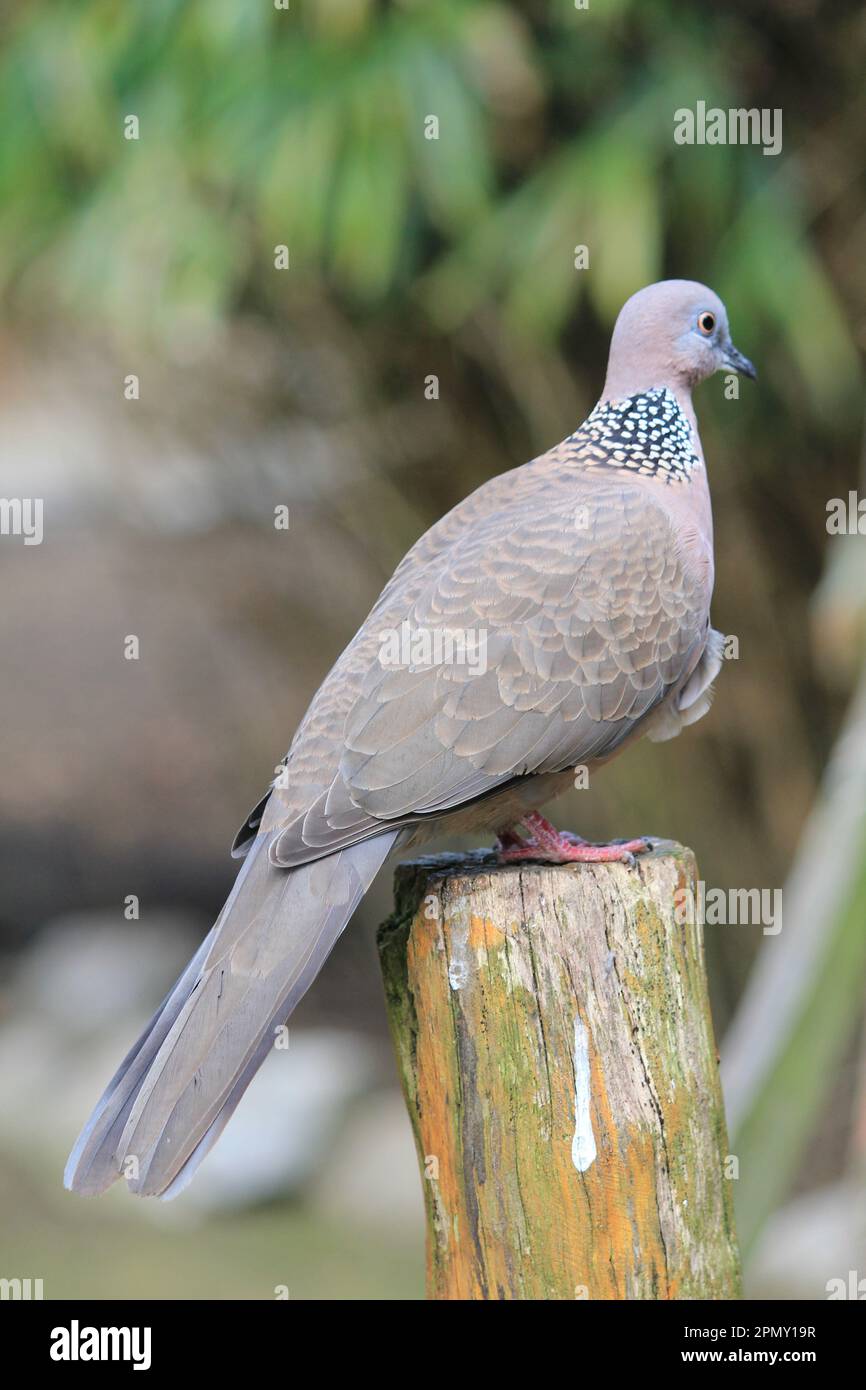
left=723, top=343, right=757, bottom=380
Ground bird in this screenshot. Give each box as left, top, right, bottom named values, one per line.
left=65, top=279, right=755, bottom=1199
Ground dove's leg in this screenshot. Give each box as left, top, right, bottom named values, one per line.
left=496, top=812, right=652, bottom=865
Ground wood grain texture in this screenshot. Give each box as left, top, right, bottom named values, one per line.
left=378, top=845, right=741, bottom=1300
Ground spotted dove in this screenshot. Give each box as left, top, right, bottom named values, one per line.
left=66, top=279, right=755, bottom=1198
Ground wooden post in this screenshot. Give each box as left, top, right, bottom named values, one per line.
left=377, top=843, right=741, bottom=1300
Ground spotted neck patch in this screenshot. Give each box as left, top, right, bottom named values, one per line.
left=568, top=387, right=701, bottom=483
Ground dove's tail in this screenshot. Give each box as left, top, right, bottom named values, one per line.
left=64, top=829, right=398, bottom=1199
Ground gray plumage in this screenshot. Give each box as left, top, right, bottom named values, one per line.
left=65, top=279, right=754, bottom=1198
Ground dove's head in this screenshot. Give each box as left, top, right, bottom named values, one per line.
left=603, top=279, right=756, bottom=400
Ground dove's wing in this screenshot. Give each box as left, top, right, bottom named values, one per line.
left=263, top=465, right=711, bottom=867
left=230, top=462, right=529, bottom=858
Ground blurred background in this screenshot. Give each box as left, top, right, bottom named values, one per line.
left=0, top=0, right=864, bottom=1300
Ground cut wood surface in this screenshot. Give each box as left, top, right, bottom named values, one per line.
left=378, top=844, right=741, bottom=1300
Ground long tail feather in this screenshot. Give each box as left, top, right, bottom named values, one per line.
left=64, top=830, right=397, bottom=1197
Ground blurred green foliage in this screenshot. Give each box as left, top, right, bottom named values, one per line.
left=0, top=0, right=861, bottom=426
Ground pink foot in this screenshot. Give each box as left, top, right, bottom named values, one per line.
left=496, top=812, right=653, bottom=866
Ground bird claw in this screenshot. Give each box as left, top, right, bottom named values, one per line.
left=496, top=815, right=654, bottom=866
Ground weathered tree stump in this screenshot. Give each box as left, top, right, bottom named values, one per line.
left=377, top=844, right=741, bottom=1300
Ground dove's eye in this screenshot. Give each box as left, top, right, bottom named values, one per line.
left=697, top=311, right=716, bottom=335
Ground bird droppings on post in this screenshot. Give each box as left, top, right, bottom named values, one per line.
left=571, top=1018, right=598, bottom=1173
left=446, top=897, right=470, bottom=991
